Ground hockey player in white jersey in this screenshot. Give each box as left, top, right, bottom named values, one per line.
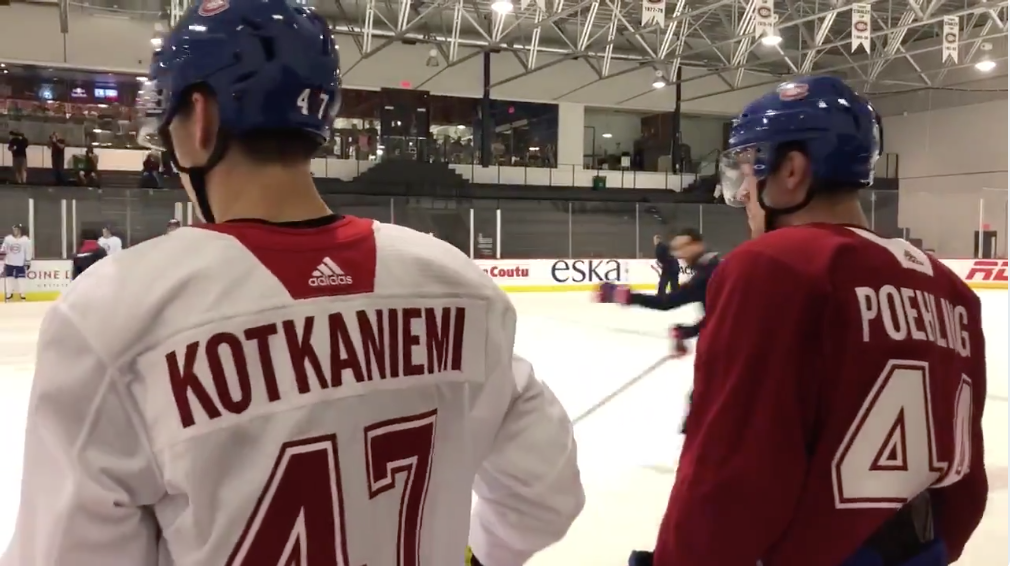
left=98, top=226, right=123, bottom=254
left=3, top=2, right=583, bottom=565
left=2, top=223, right=32, bottom=302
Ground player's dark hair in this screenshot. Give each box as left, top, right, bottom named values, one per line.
left=80, top=228, right=100, bottom=241
left=174, top=84, right=321, bottom=165
left=675, top=227, right=703, bottom=242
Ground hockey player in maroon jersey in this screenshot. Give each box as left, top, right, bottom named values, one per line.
left=643, top=76, right=988, bottom=566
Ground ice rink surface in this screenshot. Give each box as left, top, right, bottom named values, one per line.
left=0, top=290, right=1007, bottom=564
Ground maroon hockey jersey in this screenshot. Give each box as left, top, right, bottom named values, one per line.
left=655, top=223, right=988, bottom=566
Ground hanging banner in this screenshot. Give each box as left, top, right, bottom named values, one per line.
left=642, top=0, right=665, bottom=26
left=942, top=16, right=959, bottom=63
left=851, top=3, right=871, bottom=53
left=754, top=0, right=776, bottom=39
left=520, top=0, right=546, bottom=10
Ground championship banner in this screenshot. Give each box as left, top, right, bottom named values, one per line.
left=942, top=16, right=959, bottom=63
left=754, top=0, right=776, bottom=38
left=642, top=0, right=665, bottom=27
left=851, top=3, right=871, bottom=53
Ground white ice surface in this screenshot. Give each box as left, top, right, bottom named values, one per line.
left=0, top=291, right=1006, bottom=565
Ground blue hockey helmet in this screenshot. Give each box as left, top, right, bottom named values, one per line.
left=718, top=75, right=882, bottom=208
left=139, top=0, right=341, bottom=151
left=137, top=0, right=341, bottom=220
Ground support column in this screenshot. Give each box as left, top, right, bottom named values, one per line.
left=557, top=102, right=584, bottom=167
left=670, top=65, right=683, bottom=173
left=480, top=51, right=493, bottom=167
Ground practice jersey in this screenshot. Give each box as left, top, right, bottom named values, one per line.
left=4, top=216, right=583, bottom=566
left=98, top=235, right=123, bottom=254
left=1, top=235, right=32, bottom=267
left=656, top=224, right=987, bottom=566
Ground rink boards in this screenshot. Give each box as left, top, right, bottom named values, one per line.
left=0, top=257, right=1006, bottom=301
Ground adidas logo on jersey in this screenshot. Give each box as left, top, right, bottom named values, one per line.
left=309, top=257, right=353, bottom=287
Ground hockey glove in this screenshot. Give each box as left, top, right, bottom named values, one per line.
left=670, top=325, right=690, bottom=359
left=595, top=282, right=631, bottom=304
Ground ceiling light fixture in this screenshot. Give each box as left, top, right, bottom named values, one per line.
left=975, top=43, right=997, bottom=72
left=491, top=0, right=513, bottom=14
left=760, top=32, right=782, bottom=46
left=651, top=69, right=666, bottom=89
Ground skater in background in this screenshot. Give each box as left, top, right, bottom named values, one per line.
left=72, top=228, right=108, bottom=280
left=598, top=227, right=721, bottom=359
left=2, top=224, right=32, bottom=302
left=653, top=234, right=677, bottom=295
left=98, top=226, right=124, bottom=255
left=596, top=227, right=720, bottom=436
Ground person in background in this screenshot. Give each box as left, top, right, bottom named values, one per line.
left=78, top=147, right=100, bottom=187
left=653, top=233, right=677, bottom=295
left=140, top=150, right=163, bottom=188
left=166, top=218, right=181, bottom=234
left=1, top=223, right=32, bottom=301
left=72, top=228, right=108, bottom=280
left=98, top=226, right=123, bottom=254
left=596, top=227, right=721, bottom=434
left=8, top=130, right=29, bottom=184
left=49, top=132, right=67, bottom=185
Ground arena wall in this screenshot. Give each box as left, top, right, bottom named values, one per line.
left=2, top=258, right=1006, bottom=302
left=883, top=99, right=1009, bottom=258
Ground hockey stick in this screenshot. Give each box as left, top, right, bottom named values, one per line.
left=571, top=355, right=674, bottom=425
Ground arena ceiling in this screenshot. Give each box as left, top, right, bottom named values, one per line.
left=309, top=0, right=1009, bottom=108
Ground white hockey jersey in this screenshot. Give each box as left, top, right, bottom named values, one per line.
left=97, top=235, right=123, bottom=254
left=3, top=216, right=584, bottom=566
left=1, top=235, right=32, bottom=266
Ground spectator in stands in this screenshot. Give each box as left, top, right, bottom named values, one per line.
left=7, top=130, right=28, bottom=184
left=140, top=150, right=163, bottom=189
left=49, top=132, right=67, bottom=185
left=78, top=147, right=100, bottom=187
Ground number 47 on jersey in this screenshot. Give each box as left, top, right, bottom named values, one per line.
left=227, top=410, right=438, bottom=566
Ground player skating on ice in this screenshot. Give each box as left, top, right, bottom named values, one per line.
left=596, top=227, right=720, bottom=359
left=98, top=226, right=123, bottom=254
left=3, top=2, right=583, bottom=565
left=2, top=223, right=32, bottom=302
left=596, top=227, right=720, bottom=433
left=636, top=76, right=988, bottom=566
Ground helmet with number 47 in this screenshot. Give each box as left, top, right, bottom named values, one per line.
left=137, top=0, right=342, bottom=222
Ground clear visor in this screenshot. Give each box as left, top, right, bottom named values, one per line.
left=136, top=79, right=169, bottom=151
left=718, top=144, right=764, bottom=207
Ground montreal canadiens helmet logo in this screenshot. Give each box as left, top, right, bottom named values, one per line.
left=777, top=82, right=809, bottom=101
left=198, top=0, right=229, bottom=16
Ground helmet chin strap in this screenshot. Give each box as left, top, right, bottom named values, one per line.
left=756, top=178, right=817, bottom=233
left=169, top=132, right=231, bottom=224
